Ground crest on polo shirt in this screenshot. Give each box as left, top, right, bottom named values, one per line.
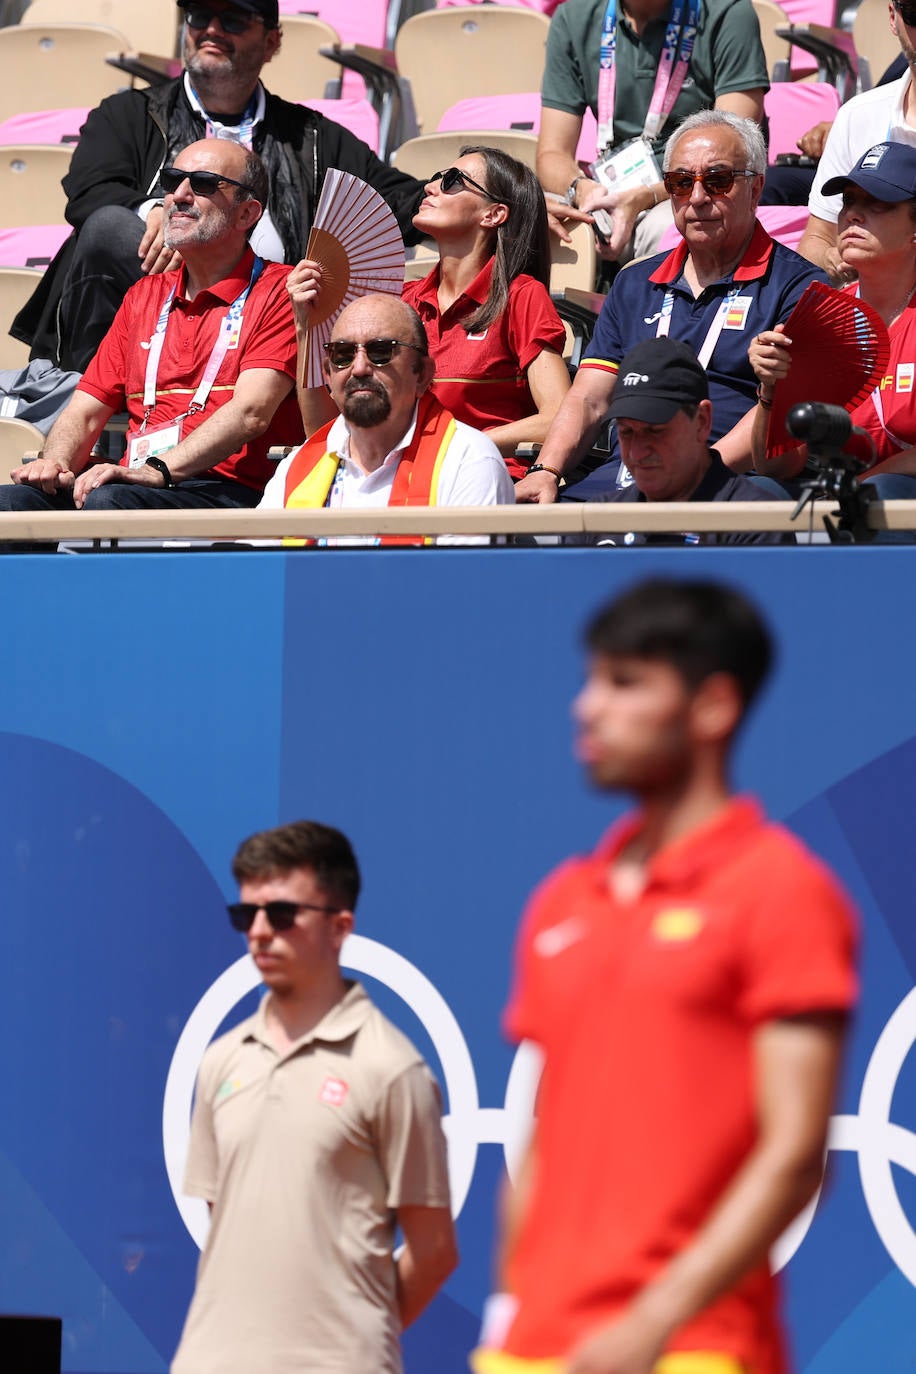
left=896, top=363, right=914, bottom=393
left=319, top=1075, right=349, bottom=1106
left=652, top=907, right=705, bottom=942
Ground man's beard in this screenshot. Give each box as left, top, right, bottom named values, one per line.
left=184, top=35, right=266, bottom=94
left=342, top=379, right=392, bottom=427
left=164, top=202, right=234, bottom=251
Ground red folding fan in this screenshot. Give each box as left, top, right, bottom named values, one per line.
left=763, top=282, right=890, bottom=461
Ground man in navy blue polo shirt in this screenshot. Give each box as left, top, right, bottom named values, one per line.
left=517, top=110, right=825, bottom=502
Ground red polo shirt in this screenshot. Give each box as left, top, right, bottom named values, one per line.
left=403, top=260, right=566, bottom=479
left=78, top=247, right=302, bottom=490
left=501, top=797, right=857, bottom=1371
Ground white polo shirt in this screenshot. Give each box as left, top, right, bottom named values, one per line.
left=809, top=73, right=916, bottom=223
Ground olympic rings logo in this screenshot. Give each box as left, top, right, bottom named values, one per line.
left=163, top=939, right=916, bottom=1286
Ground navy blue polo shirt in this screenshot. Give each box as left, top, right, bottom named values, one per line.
left=582, top=222, right=826, bottom=458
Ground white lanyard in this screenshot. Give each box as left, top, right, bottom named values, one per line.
left=140, top=257, right=264, bottom=430
left=184, top=73, right=265, bottom=149
left=655, top=285, right=741, bottom=370
left=597, top=0, right=699, bottom=152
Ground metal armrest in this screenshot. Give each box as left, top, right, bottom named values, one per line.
left=774, top=24, right=858, bottom=100
left=320, top=43, right=416, bottom=159
left=105, top=50, right=183, bottom=87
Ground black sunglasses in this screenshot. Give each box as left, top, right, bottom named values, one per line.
left=227, top=900, right=340, bottom=932
left=431, top=166, right=508, bottom=204
left=324, top=338, right=426, bottom=370
left=160, top=165, right=259, bottom=198
left=894, top=0, right=916, bottom=26
left=662, top=168, right=757, bottom=199
left=181, top=6, right=265, bottom=34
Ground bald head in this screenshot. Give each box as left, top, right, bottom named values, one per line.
left=331, top=294, right=428, bottom=355
left=163, top=138, right=266, bottom=254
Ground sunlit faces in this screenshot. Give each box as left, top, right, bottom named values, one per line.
left=239, top=866, right=352, bottom=999
left=574, top=655, right=700, bottom=794
left=412, top=153, right=508, bottom=241
left=182, top=0, right=281, bottom=88
left=323, top=296, right=434, bottom=431
left=666, top=128, right=763, bottom=258
left=837, top=186, right=916, bottom=272
left=162, top=140, right=261, bottom=251
left=615, top=401, right=713, bottom=503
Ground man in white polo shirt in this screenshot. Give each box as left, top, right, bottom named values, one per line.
left=171, top=820, right=457, bottom=1374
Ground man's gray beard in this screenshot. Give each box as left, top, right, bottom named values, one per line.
left=164, top=204, right=233, bottom=251
left=342, top=390, right=391, bottom=427
left=185, top=45, right=266, bottom=99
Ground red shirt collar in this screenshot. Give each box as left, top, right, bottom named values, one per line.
left=175, top=244, right=258, bottom=305
left=413, top=256, right=494, bottom=310
left=649, top=221, right=774, bottom=286
left=589, top=795, right=765, bottom=892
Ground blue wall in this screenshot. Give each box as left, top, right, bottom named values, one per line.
left=0, top=547, right=914, bottom=1373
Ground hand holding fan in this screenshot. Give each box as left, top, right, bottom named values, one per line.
left=762, top=282, right=890, bottom=461
left=300, top=168, right=406, bottom=388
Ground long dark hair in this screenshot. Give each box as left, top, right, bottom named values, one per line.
left=458, top=144, right=551, bottom=335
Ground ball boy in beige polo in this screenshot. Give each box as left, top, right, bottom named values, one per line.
left=171, top=820, right=457, bottom=1374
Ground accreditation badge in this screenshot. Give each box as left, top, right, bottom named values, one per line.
left=127, top=418, right=183, bottom=468
left=722, top=297, right=753, bottom=331
left=590, top=136, right=662, bottom=194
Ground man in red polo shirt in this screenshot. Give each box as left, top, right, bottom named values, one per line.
left=0, top=137, right=301, bottom=515
left=476, top=578, right=857, bottom=1374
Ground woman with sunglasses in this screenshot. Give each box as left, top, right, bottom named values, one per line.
left=750, top=141, right=916, bottom=503
left=288, top=146, right=570, bottom=480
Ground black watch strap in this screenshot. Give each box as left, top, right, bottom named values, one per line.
left=145, top=456, right=174, bottom=488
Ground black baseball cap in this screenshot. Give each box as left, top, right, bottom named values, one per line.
left=822, top=141, right=916, bottom=202
left=178, top=1, right=280, bottom=27
left=608, top=338, right=709, bottom=424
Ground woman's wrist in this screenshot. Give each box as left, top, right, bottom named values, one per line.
left=756, top=382, right=774, bottom=411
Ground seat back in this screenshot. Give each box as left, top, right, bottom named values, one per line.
left=0, top=225, right=70, bottom=268
left=750, top=0, right=793, bottom=79
left=0, top=416, right=46, bottom=480
left=0, top=266, right=42, bottom=370
left=549, top=218, right=597, bottom=295
left=22, top=0, right=181, bottom=56
left=0, top=25, right=130, bottom=122
left=437, top=93, right=600, bottom=163
left=852, top=0, right=902, bottom=89
left=0, top=144, right=72, bottom=227
left=395, top=8, right=551, bottom=134
left=392, top=129, right=539, bottom=176
left=764, top=81, right=841, bottom=159
left=262, top=15, right=344, bottom=103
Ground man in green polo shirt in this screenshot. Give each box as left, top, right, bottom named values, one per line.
left=539, top=0, right=768, bottom=261
left=171, top=820, right=457, bottom=1374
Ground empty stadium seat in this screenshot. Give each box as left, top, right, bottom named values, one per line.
left=19, top=0, right=180, bottom=56
left=305, top=97, right=380, bottom=153
left=264, top=15, right=346, bottom=104
left=392, top=129, right=540, bottom=177
left=438, top=94, right=600, bottom=163
left=0, top=25, right=130, bottom=123
left=0, top=266, right=41, bottom=368
left=0, top=144, right=72, bottom=267
left=0, top=415, right=45, bottom=479
left=0, top=108, right=90, bottom=145
left=764, top=81, right=841, bottom=159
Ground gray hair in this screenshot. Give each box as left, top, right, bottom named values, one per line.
left=663, top=110, right=768, bottom=175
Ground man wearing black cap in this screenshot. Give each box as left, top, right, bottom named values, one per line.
left=596, top=337, right=792, bottom=545
left=12, top=0, right=426, bottom=372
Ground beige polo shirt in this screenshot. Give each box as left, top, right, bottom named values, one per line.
left=171, top=981, right=452, bottom=1374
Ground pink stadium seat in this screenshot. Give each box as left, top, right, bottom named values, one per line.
left=0, top=225, right=71, bottom=270
left=764, top=81, right=840, bottom=159
left=303, top=98, right=380, bottom=153
left=657, top=205, right=809, bottom=256
left=779, top=0, right=840, bottom=78
left=0, top=109, right=90, bottom=146
left=438, top=94, right=599, bottom=164
left=278, top=0, right=388, bottom=95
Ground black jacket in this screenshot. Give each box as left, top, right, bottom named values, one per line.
left=13, top=78, right=425, bottom=360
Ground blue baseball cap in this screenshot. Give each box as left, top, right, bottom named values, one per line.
left=822, top=141, right=916, bottom=202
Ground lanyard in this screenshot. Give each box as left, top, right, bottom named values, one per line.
left=184, top=74, right=265, bottom=149
left=597, top=0, right=699, bottom=152
left=140, top=257, right=265, bottom=429
left=655, top=284, right=741, bottom=370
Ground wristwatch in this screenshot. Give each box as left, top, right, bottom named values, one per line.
left=564, top=176, right=584, bottom=207
left=144, top=456, right=174, bottom=488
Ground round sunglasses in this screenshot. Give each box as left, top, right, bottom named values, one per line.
left=159, top=165, right=259, bottom=198
left=227, top=900, right=340, bottom=932
left=323, top=338, right=427, bottom=370
left=662, top=168, right=757, bottom=199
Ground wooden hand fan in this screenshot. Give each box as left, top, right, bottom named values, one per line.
left=764, top=282, right=890, bottom=461
left=301, top=168, right=406, bottom=388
